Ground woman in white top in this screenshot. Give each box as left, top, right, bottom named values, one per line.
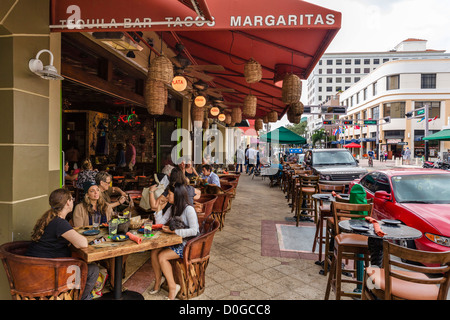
left=149, top=183, right=199, bottom=300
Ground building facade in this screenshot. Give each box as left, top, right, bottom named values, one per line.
left=305, top=39, right=450, bottom=142
left=338, top=58, right=450, bottom=160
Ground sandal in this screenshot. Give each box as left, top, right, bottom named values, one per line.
left=149, top=276, right=165, bottom=294
left=166, top=284, right=181, bottom=300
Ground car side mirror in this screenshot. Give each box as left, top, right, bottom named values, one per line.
left=375, top=190, right=391, bottom=201
left=355, top=159, right=359, bottom=163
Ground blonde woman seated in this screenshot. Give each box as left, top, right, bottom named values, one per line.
left=72, top=181, right=113, bottom=227
left=150, top=183, right=199, bottom=300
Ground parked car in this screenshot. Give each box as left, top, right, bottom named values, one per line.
left=297, top=153, right=305, bottom=165
left=303, top=149, right=368, bottom=186
left=349, top=168, right=450, bottom=253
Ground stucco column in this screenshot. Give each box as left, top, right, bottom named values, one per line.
left=0, top=0, right=61, bottom=299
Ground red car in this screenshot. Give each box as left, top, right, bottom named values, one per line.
left=349, top=168, right=450, bottom=253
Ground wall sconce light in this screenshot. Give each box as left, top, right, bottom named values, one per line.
left=29, top=49, right=64, bottom=80
left=194, top=95, right=207, bottom=107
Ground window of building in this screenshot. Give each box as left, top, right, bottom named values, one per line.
left=345, top=77, right=351, bottom=83
left=327, top=69, right=333, bottom=74
left=356, top=92, right=360, bottom=104
left=364, top=59, right=371, bottom=65
left=336, top=77, right=342, bottom=83
left=319, top=60, right=323, bottom=65
left=372, top=106, right=379, bottom=119
left=345, top=68, right=351, bottom=74
left=355, top=68, right=361, bottom=74
left=318, top=87, right=322, bottom=92
left=383, top=58, right=389, bottom=63
left=372, top=82, right=377, bottom=96
left=374, top=59, right=380, bottom=64
left=326, top=77, right=333, bottom=83
left=336, top=59, right=342, bottom=65
left=421, top=73, right=436, bottom=89
left=415, top=101, right=441, bottom=119
left=319, top=69, right=322, bottom=74
left=327, top=60, right=333, bottom=65
left=364, top=68, right=370, bottom=73
left=336, top=68, right=342, bottom=74
left=355, top=59, right=361, bottom=65
left=345, top=59, right=352, bottom=65
left=386, top=74, right=400, bottom=90
left=355, top=77, right=360, bottom=82
left=336, top=86, right=342, bottom=92
left=363, top=87, right=368, bottom=100
left=318, top=78, right=322, bottom=83
left=326, top=86, right=333, bottom=92
left=384, top=102, right=405, bottom=118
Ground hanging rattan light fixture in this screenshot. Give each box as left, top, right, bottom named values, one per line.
left=145, top=78, right=167, bottom=115
left=243, top=94, right=257, bottom=118
left=289, top=101, right=304, bottom=116
left=263, top=115, right=269, bottom=124
left=225, top=113, right=232, bottom=125
left=231, top=108, right=242, bottom=124
left=268, top=110, right=278, bottom=122
left=148, top=54, right=173, bottom=85
left=191, top=102, right=204, bottom=128
left=255, top=118, right=263, bottom=131
left=244, top=58, right=262, bottom=84
left=282, top=73, right=302, bottom=104
left=287, top=107, right=301, bottom=124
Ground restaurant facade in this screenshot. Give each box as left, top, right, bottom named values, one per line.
left=0, top=0, right=341, bottom=298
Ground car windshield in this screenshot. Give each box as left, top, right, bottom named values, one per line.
left=392, top=174, right=450, bottom=204
left=312, top=151, right=356, bottom=166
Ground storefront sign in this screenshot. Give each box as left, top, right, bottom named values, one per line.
left=50, top=0, right=341, bottom=32
left=387, top=139, right=401, bottom=144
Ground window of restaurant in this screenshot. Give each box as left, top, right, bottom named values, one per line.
left=372, top=106, right=379, bottom=119
left=414, top=129, right=440, bottom=158
left=383, top=101, right=405, bottom=118
left=414, top=101, right=441, bottom=119
left=421, top=73, right=436, bottom=89
left=386, top=74, right=400, bottom=90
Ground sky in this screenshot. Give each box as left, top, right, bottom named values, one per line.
left=271, top=0, right=450, bottom=130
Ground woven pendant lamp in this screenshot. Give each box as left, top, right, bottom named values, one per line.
left=148, top=55, right=173, bottom=85
left=268, top=110, right=278, bottom=122
left=202, top=109, right=210, bottom=129
left=263, top=115, right=269, bottom=124
left=225, top=113, right=232, bottom=125
left=287, top=107, right=301, bottom=124
left=243, top=94, right=257, bottom=118
left=255, top=118, right=263, bottom=131
left=244, top=58, right=262, bottom=84
left=231, top=108, right=242, bottom=124
left=289, top=101, right=304, bottom=116
left=282, top=73, right=302, bottom=104
left=145, top=79, right=166, bottom=115
left=191, top=103, right=204, bottom=128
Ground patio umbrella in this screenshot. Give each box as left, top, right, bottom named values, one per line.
left=343, top=142, right=361, bottom=148
left=422, top=129, right=450, bottom=141
left=259, top=127, right=306, bottom=145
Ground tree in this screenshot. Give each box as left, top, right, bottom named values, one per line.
left=285, top=121, right=307, bottom=136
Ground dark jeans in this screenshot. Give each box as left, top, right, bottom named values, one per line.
left=81, top=263, right=100, bottom=300
left=236, top=163, right=243, bottom=173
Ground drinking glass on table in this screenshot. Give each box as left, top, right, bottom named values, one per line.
left=109, top=219, right=118, bottom=237
left=93, top=212, right=101, bottom=230
left=144, top=221, right=153, bottom=237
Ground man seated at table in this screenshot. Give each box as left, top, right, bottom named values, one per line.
left=201, top=164, right=221, bottom=187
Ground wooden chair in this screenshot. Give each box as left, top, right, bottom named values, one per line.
left=312, top=184, right=346, bottom=262
left=362, top=241, right=450, bottom=300
left=220, top=180, right=237, bottom=199
left=211, top=191, right=233, bottom=231
left=325, top=202, right=373, bottom=300
left=167, top=216, right=220, bottom=299
left=193, top=194, right=218, bottom=224
left=0, top=241, right=88, bottom=300
left=290, top=170, right=313, bottom=213
left=295, top=175, right=319, bottom=227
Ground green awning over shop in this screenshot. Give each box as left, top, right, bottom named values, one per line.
left=423, top=129, right=450, bottom=141
left=260, top=126, right=306, bottom=145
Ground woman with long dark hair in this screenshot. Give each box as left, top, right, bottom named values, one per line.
left=149, top=183, right=199, bottom=300
left=26, top=188, right=99, bottom=300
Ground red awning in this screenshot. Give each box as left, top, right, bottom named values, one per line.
left=51, top=0, right=341, bottom=119
left=343, top=142, right=362, bottom=148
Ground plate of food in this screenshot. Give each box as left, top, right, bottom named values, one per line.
left=111, top=234, right=129, bottom=242
left=83, top=229, right=100, bottom=236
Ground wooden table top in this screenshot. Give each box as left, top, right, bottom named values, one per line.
left=72, top=227, right=182, bottom=263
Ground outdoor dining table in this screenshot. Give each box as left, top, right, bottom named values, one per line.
left=72, top=226, right=182, bottom=300
left=338, top=219, right=422, bottom=267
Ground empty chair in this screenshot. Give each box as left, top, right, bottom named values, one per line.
left=295, top=175, right=319, bottom=226
left=325, top=201, right=373, bottom=300
left=193, top=194, right=218, bottom=224
left=0, top=241, right=88, bottom=300
left=362, top=241, right=450, bottom=300
left=312, top=184, right=346, bottom=263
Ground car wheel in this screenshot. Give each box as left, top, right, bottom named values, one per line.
left=396, top=239, right=421, bottom=265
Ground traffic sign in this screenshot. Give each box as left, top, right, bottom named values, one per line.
left=363, top=120, right=378, bottom=125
